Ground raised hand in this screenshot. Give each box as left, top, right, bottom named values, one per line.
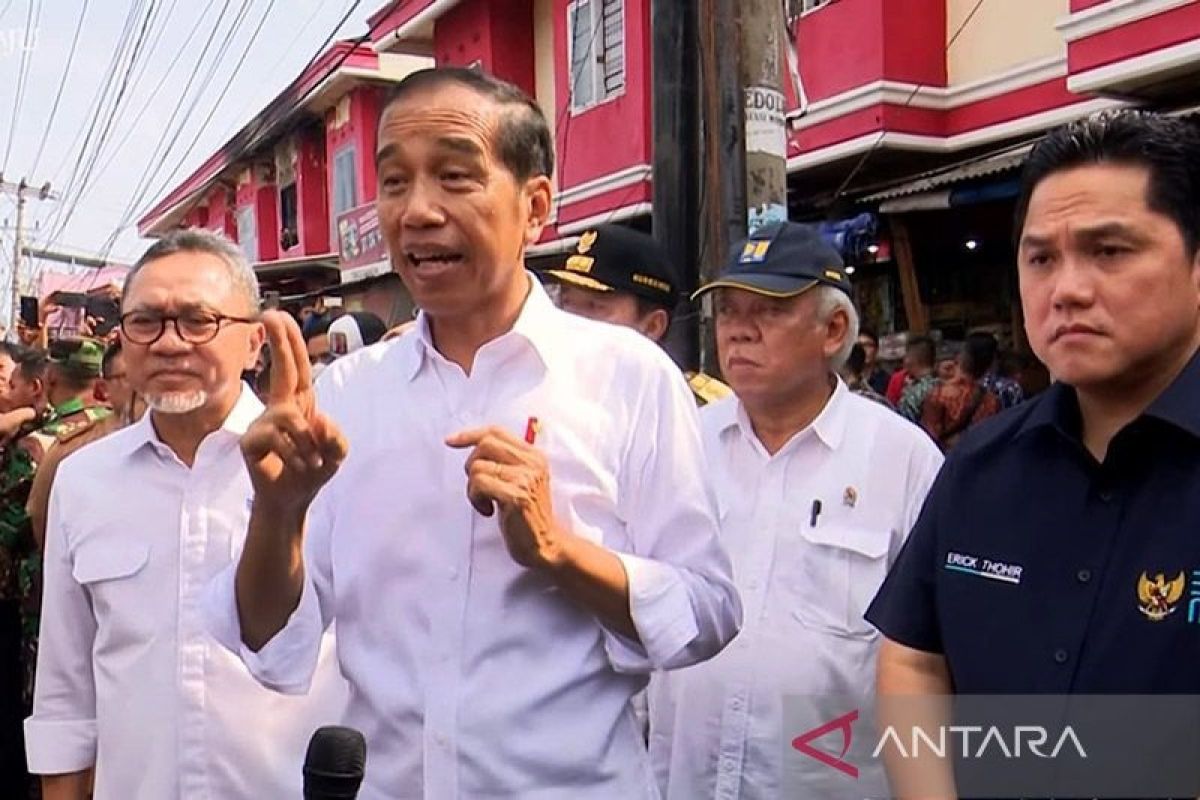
left=446, top=425, right=569, bottom=570
left=240, top=311, right=348, bottom=515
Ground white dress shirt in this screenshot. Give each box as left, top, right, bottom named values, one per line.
left=27, top=386, right=347, bottom=799
left=649, top=381, right=943, bottom=799
left=208, top=277, right=742, bottom=799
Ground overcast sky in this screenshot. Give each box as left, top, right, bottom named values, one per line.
left=0, top=0, right=377, bottom=286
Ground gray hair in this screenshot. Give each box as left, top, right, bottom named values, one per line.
left=813, top=285, right=860, bottom=370
left=124, top=229, right=260, bottom=314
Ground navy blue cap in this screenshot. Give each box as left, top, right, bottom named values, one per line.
left=691, top=221, right=851, bottom=300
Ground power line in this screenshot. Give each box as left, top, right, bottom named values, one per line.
left=2, top=0, right=41, bottom=173
left=115, top=0, right=369, bottom=245
left=29, top=0, right=90, bottom=176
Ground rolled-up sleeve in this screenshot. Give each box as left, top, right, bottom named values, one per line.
left=606, top=362, right=742, bottom=673
left=25, top=481, right=97, bottom=774
left=204, top=487, right=336, bottom=694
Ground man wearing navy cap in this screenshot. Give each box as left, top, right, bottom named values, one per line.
left=649, top=221, right=943, bottom=799
left=547, top=224, right=731, bottom=404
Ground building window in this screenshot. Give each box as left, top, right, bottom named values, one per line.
left=568, top=0, right=625, bottom=112
left=280, top=183, right=299, bottom=250
left=236, top=205, right=257, bottom=261
left=331, top=145, right=358, bottom=240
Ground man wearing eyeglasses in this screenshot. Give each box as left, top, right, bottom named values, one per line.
left=25, top=229, right=346, bottom=800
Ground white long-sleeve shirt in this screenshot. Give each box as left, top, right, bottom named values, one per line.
left=208, top=278, right=742, bottom=799
left=649, top=383, right=943, bottom=799
left=27, top=386, right=347, bottom=799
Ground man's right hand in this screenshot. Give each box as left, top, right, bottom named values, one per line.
left=241, top=311, right=348, bottom=517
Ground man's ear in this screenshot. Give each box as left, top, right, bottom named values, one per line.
left=643, top=308, right=670, bottom=343
left=823, top=308, right=851, bottom=362
left=244, top=323, right=267, bottom=372
left=523, top=175, right=554, bottom=245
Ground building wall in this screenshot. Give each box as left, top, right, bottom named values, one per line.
left=534, top=0, right=558, bottom=192
left=946, top=0, right=1068, bottom=86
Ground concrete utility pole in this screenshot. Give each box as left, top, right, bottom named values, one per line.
left=739, top=0, right=789, bottom=233
left=0, top=177, right=58, bottom=335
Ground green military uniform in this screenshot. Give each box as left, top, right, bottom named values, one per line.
left=544, top=224, right=732, bottom=406
left=1, top=339, right=111, bottom=704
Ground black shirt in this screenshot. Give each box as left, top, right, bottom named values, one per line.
left=867, top=350, right=1200, bottom=693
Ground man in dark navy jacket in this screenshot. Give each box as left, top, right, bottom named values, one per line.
left=867, top=110, right=1200, bottom=795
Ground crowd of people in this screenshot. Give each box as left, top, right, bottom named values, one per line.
left=0, top=65, right=1198, bottom=800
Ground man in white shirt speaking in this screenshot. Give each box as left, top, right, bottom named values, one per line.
left=649, top=222, right=943, bottom=799
left=209, top=67, right=742, bottom=799
left=26, top=230, right=346, bottom=799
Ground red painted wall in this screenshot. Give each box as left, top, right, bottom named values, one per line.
left=1071, top=0, right=1109, bottom=10
left=434, top=0, right=536, bottom=95
left=552, top=0, right=653, bottom=190
left=325, top=84, right=385, bottom=227
left=791, top=0, right=945, bottom=102
left=297, top=127, right=330, bottom=254
left=206, top=186, right=236, bottom=240
left=1069, top=3, right=1200, bottom=72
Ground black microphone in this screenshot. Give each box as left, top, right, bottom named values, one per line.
left=303, top=725, right=366, bottom=800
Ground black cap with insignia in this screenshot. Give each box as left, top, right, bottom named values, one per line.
left=691, top=221, right=851, bottom=300
left=546, top=224, right=678, bottom=306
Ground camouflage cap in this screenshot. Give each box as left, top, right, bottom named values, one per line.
left=49, top=338, right=105, bottom=378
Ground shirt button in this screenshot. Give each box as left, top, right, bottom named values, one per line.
left=1076, top=569, right=1092, bottom=583
left=730, top=698, right=742, bottom=711
left=1053, top=648, right=1069, bottom=664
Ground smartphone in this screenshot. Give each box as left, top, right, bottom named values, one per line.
left=56, top=292, right=88, bottom=309
left=19, top=296, right=37, bottom=328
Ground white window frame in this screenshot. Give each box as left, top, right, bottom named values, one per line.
left=799, top=0, right=833, bottom=16
left=567, top=0, right=626, bottom=114
left=236, top=204, right=257, bottom=262
left=331, top=144, right=358, bottom=242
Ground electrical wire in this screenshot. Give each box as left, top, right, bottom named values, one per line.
left=2, top=0, right=41, bottom=173
left=29, top=0, right=91, bottom=177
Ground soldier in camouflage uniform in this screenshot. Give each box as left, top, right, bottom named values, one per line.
left=546, top=224, right=732, bottom=405
left=0, top=339, right=110, bottom=709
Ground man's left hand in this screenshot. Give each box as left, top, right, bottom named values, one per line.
left=446, top=426, right=570, bottom=571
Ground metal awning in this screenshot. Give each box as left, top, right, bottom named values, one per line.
left=857, top=142, right=1035, bottom=208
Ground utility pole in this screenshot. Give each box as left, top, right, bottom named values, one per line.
left=697, top=0, right=746, bottom=374
left=1, top=177, right=57, bottom=335
left=739, top=0, right=789, bottom=233
left=651, top=0, right=701, bottom=370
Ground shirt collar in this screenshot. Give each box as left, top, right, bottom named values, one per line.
left=401, top=274, right=563, bottom=382
left=119, top=382, right=264, bottom=458
left=54, top=396, right=86, bottom=417
left=1016, top=347, right=1200, bottom=442
left=718, top=376, right=850, bottom=453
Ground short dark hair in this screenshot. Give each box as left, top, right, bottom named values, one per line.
left=906, top=335, right=935, bottom=368
left=858, top=328, right=878, bottom=345
left=51, top=361, right=97, bottom=394
left=380, top=67, right=555, bottom=181
left=846, top=343, right=867, bottom=375
left=303, top=313, right=333, bottom=342
left=102, top=340, right=123, bottom=378
left=14, top=347, right=47, bottom=383
left=1014, top=110, right=1200, bottom=253
left=634, top=296, right=673, bottom=320
left=963, top=331, right=999, bottom=377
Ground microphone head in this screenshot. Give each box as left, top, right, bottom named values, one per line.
left=303, top=725, right=366, bottom=800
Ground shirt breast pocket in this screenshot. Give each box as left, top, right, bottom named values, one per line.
left=790, top=523, right=890, bottom=639
left=72, top=541, right=151, bottom=622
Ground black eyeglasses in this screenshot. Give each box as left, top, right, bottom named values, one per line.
left=119, top=310, right=258, bottom=345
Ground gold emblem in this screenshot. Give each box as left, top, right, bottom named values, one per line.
left=825, top=269, right=844, bottom=282
left=842, top=486, right=858, bottom=508
left=1137, top=571, right=1186, bottom=621
left=578, top=229, right=598, bottom=254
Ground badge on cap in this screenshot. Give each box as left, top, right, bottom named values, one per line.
left=578, top=230, right=598, bottom=255
left=739, top=240, right=771, bottom=264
